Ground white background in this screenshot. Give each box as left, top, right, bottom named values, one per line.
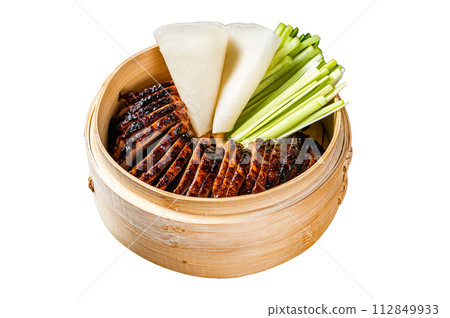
left=1, top=0, right=449, bottom=317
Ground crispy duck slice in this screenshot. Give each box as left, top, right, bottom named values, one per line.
left=108, top=92, right=179, bottom=151
left=238, top=139, right=265, bottom=195
left=117, top=82, right=176, bottom=118
left=119, top=101, right=186, bottom=141
left=197, top=147, right=224, bottom=198
left=186, top=146, right=217, bottom=197
left=297, top=151, right=315, bottom=176
left=251, top=140, right=274, bottom=194
left=265, top=140, right=283, bottom=190
left=130, top=122, right=189, bottom=177
left=211, top=139, right=236, bottom=197
left=114, top=110, right=188, bottom=168
left=215, top=142, right=244, bottom=198
left=118, top=90, right=139, bottom=106
left=113, top=86, right=179, bottom=136
left=118, top=81, right=174, bottom=106
left=278, top=138, right=301, bottom=184
left=290, top=135, right=318, bottom=174
left=155, top=140, right=194, bottom=190
left=305, top=154, right=318, bottom=170
left=296, top=138, right=324, bottom=176
left=173, top=138, right=212, bottom=195
left=122, top=85, right=178, bottom=117
left=116, top=95, right=181, bottom=134
left=225, top=148, right=251, bottom=197
left=140, top=132, right=192, bottom=185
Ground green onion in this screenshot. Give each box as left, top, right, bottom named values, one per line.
left=278, top=25, right=294, bottom=48
left=252, top=97, right=328, bottom=140
left=250, top=46, right=322, bottom=102
left=262, top=55, right=292, bottom=80
left=278, top=101, right=349, bottom=138
left=289, top=35, right=320, bottom=57
left=252, top=83, right=348, bottom=141
left=228, top=54, right=324, bottom=139
left=290, top=27, right=299, bottom=37
left=227, top=22, right=349, bottom=143
left=274, top=23, right=286, bottom=36
left=245, top=82, right=335, bottom=141
left=266, top=37, right=301, bottom=71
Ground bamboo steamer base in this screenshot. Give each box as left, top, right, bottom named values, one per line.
left=85, top=45, right=352, bottom=278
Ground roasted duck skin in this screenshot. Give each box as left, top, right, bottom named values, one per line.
left=197, top=147, right=224, bottom=198
left=186, top=146, right=217, bottom=197
left=296, top=137, right=324, bottom=177
left=116, top=84, right=177, bottom=119
left=108, top=86, right=180, bottom=152
left=225, top=148, right=251, bottom=197
left=120, top=101, right=185, bottom=140
left=173, top=138, right=211, bottom=195
left=239, top=139, right=265, bottom=195
left=114, top=110, right=188, bottom=168
left=118, top=90, right=139, bottom=106
left=109, top=87, right=179, bottom=146
left=130, top=122, right=189, bottom=177
left=212, top=139, right=236, bottom=197
left=215, top=142, right=244, bottom=198
left=278, top=138, right=301, bottom=184
left=118, top=81, right=174, bottom=106
left=140, top=132, right=191, bottom=184
left=265, top=140, right=283, bottom=190
left=155, top=140, right=194, bottom=190
left=252, top=140, right=274, bottom=194
left=116, top=95, right=180, bottom=134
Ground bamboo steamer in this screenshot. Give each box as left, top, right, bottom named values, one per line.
left=85, top=45, right=353, bottom=278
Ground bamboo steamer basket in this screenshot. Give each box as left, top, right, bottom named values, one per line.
left=85, top=45, right=353, bottom=278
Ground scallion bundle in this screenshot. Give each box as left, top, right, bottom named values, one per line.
left=227, top=23, right=349, bottom=144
